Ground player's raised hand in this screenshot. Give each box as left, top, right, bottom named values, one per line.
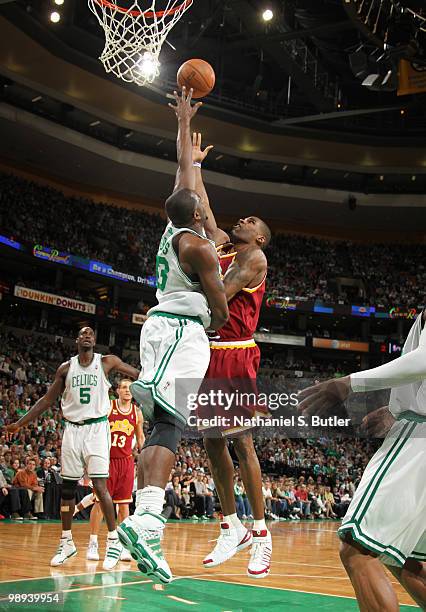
left=168, top=87, right=203, bottom=122
left=192, top=132, right=213, bottom=163
left=298, top=376, right=351, bottom=417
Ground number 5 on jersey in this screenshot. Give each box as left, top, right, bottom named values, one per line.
left=80, top=387, right=91, bottom=404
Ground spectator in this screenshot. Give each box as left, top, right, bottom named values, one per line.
left=12, top=458, right=44, bottom=519
left=295, top=484, right=311, bottom=518
left=192, top=470, right=214, bottom=519
left=323, top=485, right=337, bottom=519
left=239, top=480, right=253, bottom=520
left=4, top=458, right=20, bottom=484
left=15, top=366, right=27, bottom=384
left=234, top=476, right=246, bottom=519
left=164, top=475, right=185, bottom=519
left=262, top=478, right=277, bottom=519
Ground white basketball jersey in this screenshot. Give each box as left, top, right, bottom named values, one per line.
left=148, top=222, right=218, bottom=328
left=61, top=353, right=111, bottom=422
left=389, top=315, right=426, bottom=419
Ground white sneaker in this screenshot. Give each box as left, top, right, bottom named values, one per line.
left=203, top=522, right=252, bottom=568
left=247, top=529, right=272, bottom=579
left=117, top=511, right=171, bottom=584
left=120, top=548, right=133, bottom=562
left=87, top=540, right=99, bottom=561
left=50, top=538, right=77, bottom=567
left=103, top=538, right=123, bottom=571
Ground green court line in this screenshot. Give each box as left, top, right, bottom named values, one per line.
left=0, top=571, right=417, bottom=612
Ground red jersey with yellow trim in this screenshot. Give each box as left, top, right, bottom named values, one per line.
left=108, top=399, right=138, bottom=459
left=217, top=244, right=266, bottom=341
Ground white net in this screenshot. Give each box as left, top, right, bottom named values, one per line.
left=88, top=0, right=193, bottom=86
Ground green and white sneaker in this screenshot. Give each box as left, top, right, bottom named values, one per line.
left=117, top=511, right=172, bottom=584
left=50, top=537, right=77, bottom=566
left=103, top=537, right=123, bottom=571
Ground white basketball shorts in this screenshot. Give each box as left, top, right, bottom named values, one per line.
left=338, top=415, right=426, bottom=567
left=132, top=312, right=210, bottom=425
left=61, top=418, right=111, bottom=480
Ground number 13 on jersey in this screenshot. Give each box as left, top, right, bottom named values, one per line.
left=111, top=433, right=127, bottom=448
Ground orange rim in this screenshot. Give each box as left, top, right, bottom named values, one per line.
left=93, top=0, right=192, bottom=18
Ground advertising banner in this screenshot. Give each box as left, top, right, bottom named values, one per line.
left=398, top=60, right=426, bottom=96
left=14, top=286, right=96, bottom=314
left=313, top=338, right=369, bottom=352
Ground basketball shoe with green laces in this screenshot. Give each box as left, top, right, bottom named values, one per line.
left=117, top=511, right=172, bottom=583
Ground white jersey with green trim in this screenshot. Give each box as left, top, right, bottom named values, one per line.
left=149, top=221, right=218, bottom=328
left=61, top=353, right=111, bottom=422
left=389, top=313, right=426, bottom=419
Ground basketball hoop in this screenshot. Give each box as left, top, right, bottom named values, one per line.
left=88, top=0, right=194, bottom=86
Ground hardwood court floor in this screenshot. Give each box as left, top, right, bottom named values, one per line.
left=0, top=519, right=418, bottom=611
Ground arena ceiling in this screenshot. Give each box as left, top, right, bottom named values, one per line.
left=3, top=0, right=425, bottom=136
left=0, top=0, right=425, bottom=232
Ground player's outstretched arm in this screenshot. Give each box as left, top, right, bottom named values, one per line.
left=168, top=87, right=202, bottom=194
left=222, top=248, right=266, bottom=301
left=299, top=326, right=426, bottom=416
left=297, top=376, right=351, bottom=417
left=102, top=355, right=140, bottom=380
left=183, top=238, right=229, bottom=330
left=192, top=132, right=229, bottom=246
left=5, top=362, right=68, bottom=435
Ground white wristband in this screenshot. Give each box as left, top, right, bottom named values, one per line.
left=193, top=162, right=202, bottom=168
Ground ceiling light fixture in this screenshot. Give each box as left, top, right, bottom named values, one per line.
left=262, top=9, right=273, bottom=22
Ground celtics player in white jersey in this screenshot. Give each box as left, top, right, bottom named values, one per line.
left=118, top=88, right=229, bottom=584
left=299, top=310, right=426, bottom=611
left=6, top=327, right=139, bottom=571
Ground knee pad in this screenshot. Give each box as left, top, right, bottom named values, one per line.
left=144, top=403, right=184, bottom=454
left=61, top=479, right=78, bottom=501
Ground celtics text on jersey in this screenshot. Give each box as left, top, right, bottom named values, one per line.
left=61, top=353, right=111, bottom=423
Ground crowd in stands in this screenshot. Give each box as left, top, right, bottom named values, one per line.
left=0, top=327, right=378, bottom=521
left=260, top=355, right=351, bottom=378
left=1, top=171, right=425, bottom=308
left=162, top=436, right=372, bottom=521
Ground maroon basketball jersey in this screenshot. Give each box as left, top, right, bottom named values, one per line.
left=108, top=399, right=138, bottom=459
left=216, top=244, right=266, bottom=341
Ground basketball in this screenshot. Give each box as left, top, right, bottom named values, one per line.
left=177, top=59, right=216, bottom=99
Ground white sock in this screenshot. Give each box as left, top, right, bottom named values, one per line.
left=136, top=486, right=164, bottom=515
left=108, top=530, right=118, bottom=540
left=224, top=513, right=243, bottom=530
left=89, top=534, right=98, bottom=544
left=253, top=519, right=266, bottom=531
left=61, top=530, right=72, bottom=540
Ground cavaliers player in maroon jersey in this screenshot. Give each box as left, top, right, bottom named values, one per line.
left=85, top=379, right=145, bottom=568
left=191, top=133, right=273, bottom=577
